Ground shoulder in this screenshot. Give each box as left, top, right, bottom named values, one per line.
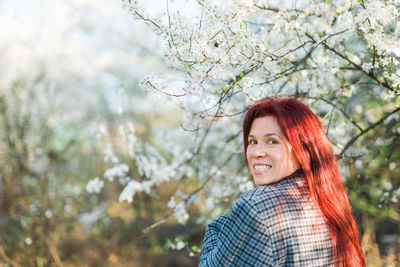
left=242, top=183, right=281, bottom=202
left=230, top=185, right=280, bottom=228
left=240, top=180, right=293, bottom=205
left=225, top=190, right=271, bottom=238
left=238, top=174, right=308, bottom=219
left=243, top=170, right=307, bottom=201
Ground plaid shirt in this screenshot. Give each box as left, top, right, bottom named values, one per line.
left=199, top=170, right=335, bottom=266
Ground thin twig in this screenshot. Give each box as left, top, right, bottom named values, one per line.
left=134, top=11, right=162, bottom=31
left=146, top=81, right=186, bottom=97
left=321, top=42, right=397, bottom=93
left=138, top=140, right=237, bottom=237
left=307, top=96, right=363, bottom=132
left=326, top=85, right=344, bottom=135
left=338, top=106, right=400, bottom=159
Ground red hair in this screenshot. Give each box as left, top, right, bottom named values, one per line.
left=243, top=97, right=365, bottom=267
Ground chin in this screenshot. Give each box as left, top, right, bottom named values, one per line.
left=254, top=177, right=271, bottom=186
left=253, top=172, right=282, bottom=186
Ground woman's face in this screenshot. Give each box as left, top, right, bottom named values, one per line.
left=246, top=116, right=300, bottom=186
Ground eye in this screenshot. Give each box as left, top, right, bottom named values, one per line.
left=267, top=139, right=278, bottom=145
left=248, top=139, right=257, bottom=145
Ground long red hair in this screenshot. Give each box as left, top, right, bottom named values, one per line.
left=243, top=97, right=365, bottom=267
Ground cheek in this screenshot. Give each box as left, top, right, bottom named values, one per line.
left=272, top=148, right=285, bottom=161
left=291, top=153, right=300, bottom=167
left=278, top=148, right=292, bottom=164
left=246, top=147, right=252, bottom=160
left=286, top=149, right=300, bottom=168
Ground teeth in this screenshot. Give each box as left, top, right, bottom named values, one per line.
left=254, top=165, right=271, bottom=171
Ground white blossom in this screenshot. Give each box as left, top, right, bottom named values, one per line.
left=25, top=237, right=32, bottom=246
left=167, top=238, right=186, bottom=250
left=168, top=197, right=177, bottom=208
left=104, top=164, right=129, bottom=181
left=119, top=180, right=143, bottom=203
left=389, top=162, right=396, bottom=170
left=45, top=210, right=53, bottom=219
left=86, top=177, right=105, bottom=194
left=174, top=202, right=189, bottom=224
left=361, top=62, right=373, bottom=73
left=104, top=143, right=119, bottom=163
left=175, top=241, right=185, bottom=250
left=79, top=202, right=108, bottom=230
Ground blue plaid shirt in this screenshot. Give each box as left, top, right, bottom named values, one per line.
left=199, top=170, right=335, bottom=266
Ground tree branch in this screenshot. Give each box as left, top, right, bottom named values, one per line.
left=307, top=96, right=364, bottom=132
left=146, top=81, right=187, bottom=97
left=139, top=140, right=238, bottom=236
left=320, top=42, right=397, bottom=94
left=134, top=11, right=162, bottom=31
left=338, top=106, right=400, bottom=159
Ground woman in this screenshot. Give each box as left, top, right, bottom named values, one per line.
left=199, top=97, right=365, bottom=266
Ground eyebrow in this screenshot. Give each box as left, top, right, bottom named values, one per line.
left=248, top=133, right=282, bottom=139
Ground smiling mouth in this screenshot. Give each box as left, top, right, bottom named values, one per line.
left=254, top=164, right=272, bottom=171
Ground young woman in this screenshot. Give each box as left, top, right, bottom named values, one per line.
left=199, top=97, right=365, bottom=266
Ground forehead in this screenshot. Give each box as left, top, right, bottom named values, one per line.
left=249, top=116, right=283, bottom=135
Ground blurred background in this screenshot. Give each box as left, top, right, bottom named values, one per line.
left=0, top=0, right=195, bottom=265
left=0, top=0, right=399, bottom=266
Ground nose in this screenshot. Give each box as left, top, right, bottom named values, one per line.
left=252, top=145, right=267, bottom=158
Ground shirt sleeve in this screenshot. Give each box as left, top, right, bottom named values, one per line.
left=199, top=215, right=228, bottom=257
left=199, top=197, right=273, bottom=267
